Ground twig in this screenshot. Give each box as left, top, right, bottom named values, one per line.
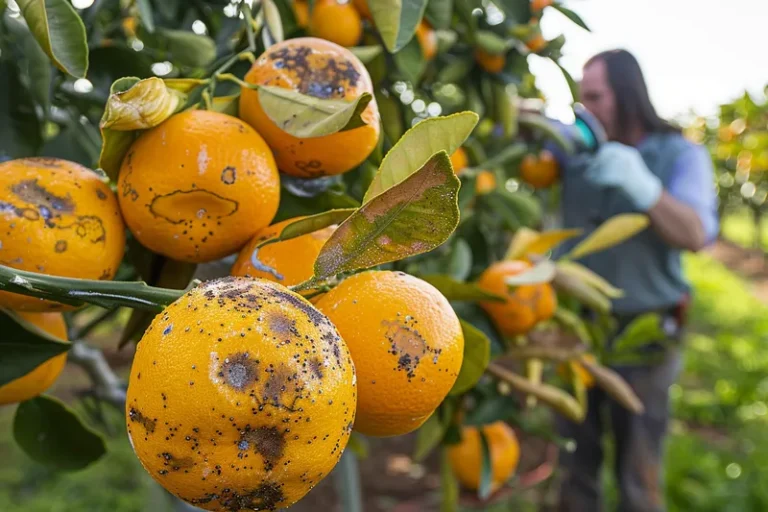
left=68, top=342, right=126, bottom=409
left=503, top=345, right=587, bottom=362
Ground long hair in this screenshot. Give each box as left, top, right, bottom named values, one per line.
left=586, top=49, right=680, bottom=135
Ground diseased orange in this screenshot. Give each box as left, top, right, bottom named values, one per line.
left=315, top=271, right=464, bottom=437
left=526, top=33, right=547, bottom=53
left=0, top=158, right=126, bottom=311
left=309, top=0, right=363, bottom=48
left=475, top=49, right=506, bottom=74
left=450, top=147, right=469, bottom=174
left=415, top=20, right=438, bottom=60
left=520, top=150, right=560, bottom=189
left=477, top=260, right=557, bottom=337
left=118, top=110, right=280, bottom=264
left=294, top=0, right=310, bottom=28
left=126, top=277, right=356, bottom=511
left=351, top=0, right=371, bottom=19
left=475, top=170, right=497, bottom=194
left=448, top=421, right=520, bottom=492
left=557, top=353, right=597, bottom=389
left=239, top=37, right=381, bottom=178
left=231, top=217, right=336, bottom=291
left=531, top=0, right=553, bottom=11
left=0, top=312, right=68, bottom=405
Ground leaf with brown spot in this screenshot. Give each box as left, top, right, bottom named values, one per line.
left=257, top=85, right=373, bottom=138
left=313, top=152, right=460, bottom=280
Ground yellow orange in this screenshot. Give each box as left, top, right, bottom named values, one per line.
left=475, top=170, right=497, bottom=194
left=309, top=0, right=363, bottom=48
left=557, top=353, right=597, bottom=389
left=0, top=158, right=125, bottom=311
left=294, top=0, right=310, bottom=28
left=315, top=271, right=464, bottom=437
left=415, top=20, right=438, bottom=60
left=448, top=421, right=520, bottom=492
left=475, top=49, right=506, bottom=74
left=126, top=277, right=356, bottom=511
left=239, top=37, right=380, bottom=178
left=117, top=110, right=280, bottom=263
left=520, top=149, right=560, bottom=189
left=352, top=0, right=371, bottom=19
left=450, top=147, right=469, bottom=174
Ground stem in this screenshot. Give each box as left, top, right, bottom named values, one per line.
left=242, top=3, right=257, bottom=52
left=68, top=342, right=126, bottom=408
left=333, top=450, right=363, bottom=512
left=216, top=72, right=255, bottom=90
left=289, top=277, right=319, bottom=293
left=0, top=264, right=184, bottom=312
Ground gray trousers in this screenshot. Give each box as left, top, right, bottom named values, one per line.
left=555, top=333, right=684, bottom=512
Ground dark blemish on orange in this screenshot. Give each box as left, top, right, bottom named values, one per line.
left=129, top=408, right=156, bottom=433
left=219, top=352, right=259, bottom=391
left=269, top=288, right=326, bottom=326
left=54, top=240, right=67, bottom=253
left=382, top=318, right=431, bottom=380
left=98, top=268, right=111, bottom=280
left=189, top=482, right=286, bottom=512
left=221, top=166, right=236, bottom=185
left=159, top=452, right=194, bottom=471
left=268, top=45, right=360, bottom=99
left=149, top=189, right=238, bottom=224
left=238, top=426, right=286, bottom=469
left=11, top=179, right=75, bottom=213
left=307, top=358, right=324, bottom=380
left=96, top=189, right=107, bottom=200
left=267, top=311, right=299, bottom=338
left=163, top=324, right=173, bottom=335
left=295, top=160, right=326, bottom=178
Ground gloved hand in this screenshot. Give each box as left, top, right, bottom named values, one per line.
left=584, top=142, right=663, bottom=211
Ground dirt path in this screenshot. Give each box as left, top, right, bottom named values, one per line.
left=706, top=238, right=768, bottom=302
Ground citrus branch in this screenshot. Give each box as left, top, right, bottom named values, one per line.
left=0, top=264, right=184, bottom=312
left=68, top=341, right=126, bottom=408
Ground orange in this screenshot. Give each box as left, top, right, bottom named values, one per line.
left=415, top=20, right=438, bottom=60
left=477, top=260, right=557, bottom=337
left=0, top=158, right=125, bottom=311
left=475, top=49, right=506, bottom=74
left=352, top=0, right=371, bottom=19
left=309, top=0, right=363, bottom=48
left=239, top=37, right=381, bottom=178
left=315, top=271, right=464, bottom=437
left=294, top=0, right=310, bottom=28
left=520, top=150, right=560, bottom=189
left=475, top=170, right=497, bottom=194
left=526, top=33, right=547, bottom=53
left=126, top=277, right=356, bottom=511
left=117, top=110, right=280, bottom=264
left=0, top=312, right=68, bottom=405
left=450, top=147, right=469, bottom=174
left=557, top=353, right=597, bottom=389
left=231, top=217, right=336, bottom=290
left=531, top=0, right=553, bottom=11
left=448, top=421, right=520, bottom=492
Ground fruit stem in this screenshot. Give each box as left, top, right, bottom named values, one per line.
left=0, top=264, right=185, bottom=312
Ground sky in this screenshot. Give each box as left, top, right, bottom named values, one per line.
left=530, top=0, right=768, bottom=123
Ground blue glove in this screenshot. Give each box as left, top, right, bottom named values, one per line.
left=584, top=142, right=663, bottom=211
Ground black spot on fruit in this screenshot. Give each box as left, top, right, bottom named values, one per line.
left=54, top=240, right=67, bottom=253
left=219, top=352, right=259, bottom=391
left=238, top=426, right=286, bottom=468
left=129, top=407, right=156, bottom=433
left=221, top=166, right=236, bottom=185
left=189, top=482, right=286, bottom=511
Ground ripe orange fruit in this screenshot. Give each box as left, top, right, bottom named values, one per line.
left=475, top=49, right=506, bottom=74
left=557, top=353, right=597, bottom=389
left=450, top=147, right=469, bottom=174
left=477, top=260, right=557, bottom=337
left=526, top=33, right=547, bottom=53
left=475, top=170, right=497, bottom=194
left=415, top=20, right=438, bottom=60
left=294, top=0, right=310, bottom=28
left=117, top=110, right=280, bottom=264
left=0, top=312, right=68, bottom=405
left=126, top=277, right=356, bottom=511
left=315, top=271, right=464, bottom=437
left=520, top=150, right=560, bottom=189
left=351, top=0, right=371, bottom=19
left=231, top=217, right=336, bottom=290
left=448, top=421, right=520, bottom=492
left=0, top=158, right=125, bottom=311
left=240, top=37, right=381, bottom=178
left=531, top=0, right=553, bottom=11
left=309, top=0, right=363, bottom=48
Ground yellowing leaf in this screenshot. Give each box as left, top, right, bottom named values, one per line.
left=257, top=85, right=372, bottom=138
left=364, top=111, right=478, bottom=202
left=504, top=227, right=539, bottom=260
left=101, top=77, right=185, bottom=131
left=504, top=259, right=556, bottom=287
left=556, top=260, right=624, bottom=298
left=163, top=78, right=208, bottom=93
left=565, top=214, right=649, bottom=260
left=314, top=152, right=460, bottom=280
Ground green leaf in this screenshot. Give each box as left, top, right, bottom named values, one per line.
left=413, top=412, right=445, bottom=461
left=393, top=35, right=427, bottom=84
left=16, top=0, right=88, bottom=78
left=257, top=86, right=373, bottom=138
left=350, top=45, right=384, bottom=64
left=13, top=395, right=106, bottom=471
left=369, top=0, right=429, bottom=53
left=440, top=448, right=459, bottom=512
left=565, top=214, right=650, bottom=260
left=263, top=0, right=284, bottom=43
left=136, top=0, right=155, bottom=32
left=364, top=111, right=478, bottom=202
left=155, top=28, right=216, bottom=68
left=260, top=209, right=356, bottom=250
left=314, top=151, right=460, bottom=279
left=0, top=310, right=70, bottom=388
left=211, top=94, right=240, bottom=116
left=425, top=0, right=453, bottom=30
left=464, top=395, right=519, bottom=425
left=449, top=320, right=491, bottom=395
left=478, top=429, right=493, bottom=499
left=447, top=238, right=472, bottom=281
left=0, top=60, right=42, bottom=160
left=553, top=58, right=579, bottom=102
left=552, top=3, right=590, bottom=31
left=420, top=275, right=505, bottom=302
left=612, top=313, right=665, bottom=353
left=346, top=432, right=369, bottom=458
left=5, top=15, right=52, bottom=112
left=98, top=130, right=137, bottom=181
left=475, top=30, right=511, bottom=54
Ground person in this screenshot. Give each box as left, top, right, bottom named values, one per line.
left=552, top=49, right=719, bottom=512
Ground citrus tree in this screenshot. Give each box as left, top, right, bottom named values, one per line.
left=0, top=0, right=656, bottom=510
